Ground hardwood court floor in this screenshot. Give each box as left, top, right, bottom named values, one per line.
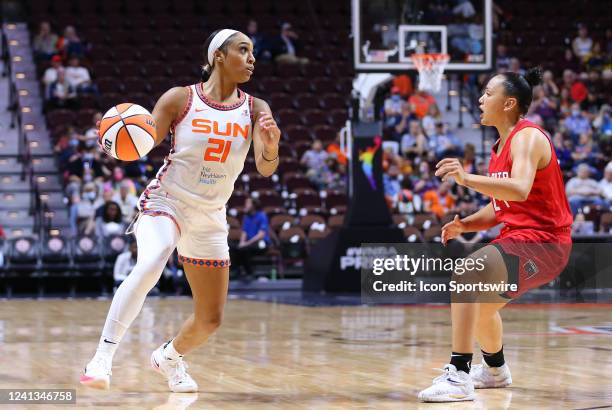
left=0, top=297, right=611, bottom=409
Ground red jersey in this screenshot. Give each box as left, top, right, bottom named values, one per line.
left=488, top=119, right=572, bottom=236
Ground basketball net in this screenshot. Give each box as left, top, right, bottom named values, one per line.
left=411, top=53, right=449, bottom=93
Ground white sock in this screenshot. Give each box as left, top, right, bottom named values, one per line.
left=163, top=340, right=183, bottom=361
left=94, top=335, right=119, bottom=362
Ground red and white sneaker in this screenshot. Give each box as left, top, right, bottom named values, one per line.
left=151, top=343, right=198, bottom=393
left=80, top=355, right=112, bottom=390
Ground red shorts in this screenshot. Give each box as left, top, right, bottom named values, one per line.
left=491, top=227, right=572, bottom=299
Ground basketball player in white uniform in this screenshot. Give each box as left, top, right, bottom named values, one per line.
left=80, top=29, right=280, bottom=392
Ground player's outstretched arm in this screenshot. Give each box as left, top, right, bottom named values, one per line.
left=435, top=128, right=548, bottom=202
left=441, top=203, right=497, bottom=245
left=252, top=98, right=280, bottom=177
left=151, top=87, right=190, bottom=147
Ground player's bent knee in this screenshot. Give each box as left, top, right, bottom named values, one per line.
left=194, top=313, right=223, bottom=334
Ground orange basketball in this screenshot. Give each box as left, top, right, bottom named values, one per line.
left=98, top=103, right=157, bottom=161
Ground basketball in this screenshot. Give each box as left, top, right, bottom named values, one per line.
left=98, top=103, right=157, bottom=161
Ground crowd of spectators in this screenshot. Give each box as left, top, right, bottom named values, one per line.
left=378, top=22, right=610, bottom=237
left=36, top=16, right=612, bottom=279
left=34, top=22, right=96, bottom=109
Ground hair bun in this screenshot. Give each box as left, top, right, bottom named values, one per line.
left=524, top=67, right=543, bottom=88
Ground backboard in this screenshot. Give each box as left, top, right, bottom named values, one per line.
left=353, top=0, right=493, bottom=72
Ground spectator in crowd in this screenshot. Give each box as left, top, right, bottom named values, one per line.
left=113, top=240, right=137, bottom=288
left=42, top=55, right=64, bottom=99
left=581, top=91, right=602, bottom=119
left=599, top=162, right=612, bottom=204
left=593, top=104, right=612, bottom=137
left=95, top=201, right=124, bottom=238
left=495, top=43, right=511, bottom=73
left=423, top=182, right=456, bottom=218
left=70, top=182, right=100, bottom=236
left=562, top=49, right=581, bottom=74
left=113, top=180, right=139, bottom=224
left=508, top=57, right=524, bottom=76
left=558, top=87, right=573, bottom=117
left=400, top=120, right=428, bottom=157
left=531, top=85, right=558, bottom=131
left=33, top=21, right=58, bottom=61
left=413, top=161, right=438, bottom=194
left=553, top=132, right=573, bottom=171
left=384, top=86, right=404, bottom=126
left=232, top=198, right=269, bottom=279
left=396, top=178, right=422, bottom=214
left=318, top=156, right=346, bottom=191
left=83, top=112, right=102, bottom=149
left=48, top=70, right=76, bottom=108
left=383, top=164, right=402, bottom=208
left=563, top=69, right=589, bottom=103
left=391, top=102, right=417, bottom=140
left=95, top=188, right=116, bottom=218
left=571, top=212, right=595, bottom=235
left=245, top=19, right=270, bottom=60
left=67, top=147, right=108, bottom=181
left=272, top=23, right=308, bottom=65
left=422, top=103, right=442, bottom=137
left=428, top=122, right=462, bottom=159
left=326, top=133, right=348, bottom=166
left=391, top=74, right=413, bottom=97
left=541, top=70, right=559, bottom=97
left=565, top=163, right=606, bottom=215
left=461, top=143, right=476, bottom=174
left=408, top=90, right=436, bottom=118
left=585, top=42, right=607, bottom=71
left=54, top=126, right=81, bottom=170
left=572, top=25, right=593, bottom=60
left=564, top=103, right=592, bottom=139
left=57, top=25, right=84, bottom=59
left=301, top=139, right=328, bottom=174
left=64, top=56, right=94, bottom=95
left=571, top=132, right=600, bottom=166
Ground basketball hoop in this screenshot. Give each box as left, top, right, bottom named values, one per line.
left=411, top=53, right=449, bottom=93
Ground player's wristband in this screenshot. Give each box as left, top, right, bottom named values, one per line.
left=262, top=151, right=279, bottom=162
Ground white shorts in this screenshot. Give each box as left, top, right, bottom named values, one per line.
left=135, top=182, right=230, bottom=268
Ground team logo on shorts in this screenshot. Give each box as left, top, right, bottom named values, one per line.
left=523, top=259, right=539, bottom=278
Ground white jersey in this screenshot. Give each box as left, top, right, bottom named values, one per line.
left=154, top=83, right=253, bottom=208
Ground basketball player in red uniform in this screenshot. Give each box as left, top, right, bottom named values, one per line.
left=80, top=29, right=281, bottom=391
left=418, top=68, right=573, bottom=402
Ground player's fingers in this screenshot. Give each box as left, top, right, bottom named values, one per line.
left=435, top=158, right=454, bottom=168
left=434, top=164, right=455, bottom=177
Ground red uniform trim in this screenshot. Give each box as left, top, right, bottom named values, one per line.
left=170, top=86, right=193, bottom=134
left=178, top=255, right=231, bottom=268
left=195, top=82, right=246, bottom=110
left=138, top=184, right=182, bottom=234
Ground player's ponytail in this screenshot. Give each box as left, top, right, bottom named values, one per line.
left=501, top=66, right=543, bottom=115
left=201, top=64, right=212, bottom=82
left=524, top=67, right=543, bottom=89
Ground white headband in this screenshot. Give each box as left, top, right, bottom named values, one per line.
left=207, top=29, right=238, bottom=67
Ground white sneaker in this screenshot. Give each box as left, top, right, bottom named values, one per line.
left=418, top=364, right=475, bottom=402
left=80, top=355, right=112, bottom=389
left=151, top=343, right=198, bottom=393
left=470, top=362, right=512, bottom=389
